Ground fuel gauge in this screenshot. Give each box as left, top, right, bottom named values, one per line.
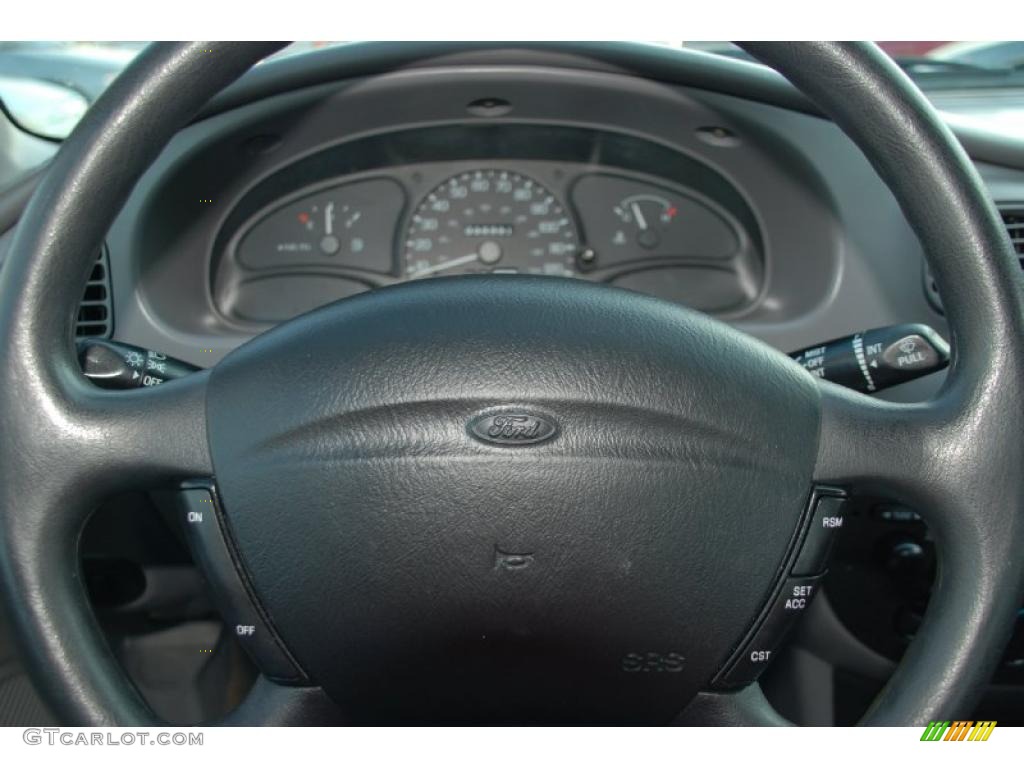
left=235, top=177, right=404, bottom=273
left=316, top=200, right=370, bottom=256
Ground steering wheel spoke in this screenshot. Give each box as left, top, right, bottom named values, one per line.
left=218, top=676, right=344, bottom=726
left=814, top=380, right=950, bottom=509
left=67, top=370, right=213, bottom=493
left=673, top=684, right=790, bottom=726
left=0, top=364, right=212, bottom=533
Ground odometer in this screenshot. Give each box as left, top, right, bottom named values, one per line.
left=403, top=170, right=579, bottom=280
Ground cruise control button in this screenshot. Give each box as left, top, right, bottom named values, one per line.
left=792, top=494, right=846, bottom=576
left=717, top=575, right=822, bottom=687
left=176, top=487, right=305, bottom=684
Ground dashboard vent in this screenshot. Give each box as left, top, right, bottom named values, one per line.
left=1003, top=206, right=1024, bottom=265
left=923, top=203, right=1024, bottom=312
left=76, top=247, right=113, bottom=339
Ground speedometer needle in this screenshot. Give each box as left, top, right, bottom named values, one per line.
left=408, top=252, right=480, bottom=278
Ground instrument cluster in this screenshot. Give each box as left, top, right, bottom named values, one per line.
left=218, top=156, right=759, bottom=325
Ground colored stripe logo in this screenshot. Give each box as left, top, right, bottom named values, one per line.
left=920, top=721, right=997, bottom=741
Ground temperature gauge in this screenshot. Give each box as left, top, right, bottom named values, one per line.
left=612, top=194, right=678, bottom=250
left=235, top=178, right=404, bottom=273
left=572, top=174, right=740, bottom=268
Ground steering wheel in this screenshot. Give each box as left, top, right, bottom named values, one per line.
left=0, top=41, right=1022, bottom=726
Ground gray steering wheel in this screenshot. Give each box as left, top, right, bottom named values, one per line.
left=0, top=42, right=1022, bottom=725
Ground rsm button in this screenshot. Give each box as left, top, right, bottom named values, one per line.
left=792, top=493, right=846, bottom=577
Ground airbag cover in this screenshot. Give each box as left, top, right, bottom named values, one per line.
left=206, top=276, right=819, bottom=723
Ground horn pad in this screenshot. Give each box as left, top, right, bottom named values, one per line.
left=206, top=276, right=820, bottom=723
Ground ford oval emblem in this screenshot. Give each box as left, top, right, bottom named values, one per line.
left=468, top=411, right=558, bottom=446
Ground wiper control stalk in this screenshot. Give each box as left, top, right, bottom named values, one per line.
left=789, top=324, right=949, bottom=394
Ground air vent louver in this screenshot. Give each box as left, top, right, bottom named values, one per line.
left=76, top=247, right=113, bottom=339
left=923, top=203, right=1024, bottom=312
left=1003, top=206, right=1024, bottom=265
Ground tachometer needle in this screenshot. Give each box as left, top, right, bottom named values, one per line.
left=631, top=202, right=648, bottom=231
left=409, top=252, right=480, bottom=278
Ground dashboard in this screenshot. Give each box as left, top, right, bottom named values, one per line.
left=2, top=42, right=1024, bottom=725
left=99, top=55, right=881, bottom=355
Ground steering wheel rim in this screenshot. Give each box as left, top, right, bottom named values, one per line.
left=0, top=41, right=1022, bottom=726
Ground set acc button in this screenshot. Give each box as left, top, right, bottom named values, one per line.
left=717, top=575, right=822, bottom=687
left=784, top=582, right=817, bottom=612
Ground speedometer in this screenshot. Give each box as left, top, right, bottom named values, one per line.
left=403, top=170, right=579, bottom=280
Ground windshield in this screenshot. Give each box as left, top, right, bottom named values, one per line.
left=680, top=40, right=1024, bottom=87
left=1, top=41, right=1022, bottom=147
left=681, top=41, right=1024, bottom=138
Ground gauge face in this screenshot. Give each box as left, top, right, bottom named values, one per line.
left=403, top=170, right=579, bottom=280
left=236, top=178, right=402, bottom=272
left=572, top=174, right=740, bottom=268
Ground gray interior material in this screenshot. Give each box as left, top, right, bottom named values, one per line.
left=1, top=41, right=1023, bottom=726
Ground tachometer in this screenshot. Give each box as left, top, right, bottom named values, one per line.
left=403, top=170, right=579, bottom=280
